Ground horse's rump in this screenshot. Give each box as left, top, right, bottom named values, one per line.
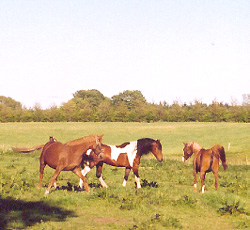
left=211, top=144, right=227, bottom=170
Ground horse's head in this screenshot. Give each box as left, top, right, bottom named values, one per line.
left=182, top=142, right=193, bottom=162
left=91, top=135, right=104, bottom=156
left=152, top=140, right=163, bottom=162
left=182, top=142, right=202, bottom=162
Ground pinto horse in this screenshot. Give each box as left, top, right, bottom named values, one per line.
left=38, top=135, right=103, bottom=194
left=79, top=138, right=163, bottom=189
left=182, top=142, right=227, bottom=193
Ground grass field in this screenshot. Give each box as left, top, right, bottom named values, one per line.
left=0, top=122, right=249, bottom=229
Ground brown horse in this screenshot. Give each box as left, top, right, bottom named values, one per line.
left=38, top=135, right=103, bottom=194
left=182, top=142, right=227, bottom=193
left=79, top=138, right=163, bottom=189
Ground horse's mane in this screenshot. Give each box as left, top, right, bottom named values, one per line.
left=65, top=135, right=100, bottom=146
left=137, top=138, right=159, bottom=156
left=192, top=142, right=203, bottom=152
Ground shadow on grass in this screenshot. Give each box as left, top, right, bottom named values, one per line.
left=0, top=196, right=76, bottom=229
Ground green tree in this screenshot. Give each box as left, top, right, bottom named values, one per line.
left=0, top=96, right=23, bottom=122
left=73, top=89, right=105, bottom=108
left=111, top=90, right=147, bottom=110
left=0, top=96, right=22, bottom=110
left=97, top=99, right=112, bottom=121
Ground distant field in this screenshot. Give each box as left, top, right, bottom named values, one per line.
left=0, top=122, right=249, bottom=229
left=0, top=122, right=249, bottom=164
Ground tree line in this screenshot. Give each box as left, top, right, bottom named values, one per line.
left=0, top=90, right=249, bottom=123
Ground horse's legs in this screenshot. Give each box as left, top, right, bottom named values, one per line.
left=193, top=168, right=198, bottom=192
left=79, top=165, right=91, bottom=189
left=53, top=178, right=58, bottom=189
left=96, top=163, right=108, bottom=188
left=200, top=170, right=206, bottom=194
left=72, top=167, right=90, bottom=193
left=123, top=167, right=131, bottom=187
left=46, top=167, right=63, bottom=194
left=214, top=170, right=219, bottom=191
left=38, top=162, right=46, bottom=189
left=132, top=167, right=141, bottom=189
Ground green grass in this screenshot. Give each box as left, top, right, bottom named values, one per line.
left=0, top=122, right=249, bottom=229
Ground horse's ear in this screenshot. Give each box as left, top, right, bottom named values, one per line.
left=97, top=134, right=104, bottom=143
left=157, top=139, right=160, bottom=143
left=183, top=142, right=186, bottom=146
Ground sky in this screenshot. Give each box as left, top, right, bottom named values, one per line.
left=1, top=0, right=249, bottom=109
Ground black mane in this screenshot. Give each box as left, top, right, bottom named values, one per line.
left=137, top=138, right=161, bottom=156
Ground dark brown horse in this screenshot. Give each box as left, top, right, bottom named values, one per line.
left=182, top=142, right=227, bottom=193
left=38, top=135, right=103, bottom=194
left=79, top=138, right=163, bottom=189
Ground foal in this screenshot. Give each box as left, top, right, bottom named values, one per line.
left=182, top=142, right=227, bottom=193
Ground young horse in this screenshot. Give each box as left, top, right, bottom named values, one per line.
left=38, top=135, right=103, bottom=194
left=79, top=138, right=163, bottom=189
left=182, top=142, right=227, bottom=193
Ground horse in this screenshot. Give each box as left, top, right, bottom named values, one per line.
left=37, top=135, right=103, bottom=194
left=182, top=142, right=227, bottom=193
left=78, top=138, right=163, bottom=189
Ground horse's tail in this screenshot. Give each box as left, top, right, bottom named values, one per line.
left=212, top=145, right=227, bottom=170
left=12, top=144, right=44, bottom=153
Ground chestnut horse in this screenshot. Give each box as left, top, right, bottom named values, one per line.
left=182, top=142, right=227, bottom=193
left=38, top=135, right=103, bottom=194
left=79, top=138, right=163, bottom=189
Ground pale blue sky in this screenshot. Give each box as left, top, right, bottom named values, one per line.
left=1, top=0, right=249, bottom=108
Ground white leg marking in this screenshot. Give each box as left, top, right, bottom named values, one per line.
left=182, top=156, right=185, bottom=162
left=81, top=166, right=91, bottom=176
left=79, top=166, right=91, bottom=188
left=135, top=176, right=141, bottom=188
left=201, top=185, right=205, bottom=193
left=194, top=183, right=197, bottom=188
left=122, top=179, right=127, bottom=187
left=53, top=182, right=57, bottom=189
left=45, top=189, right=49, bottom=195
left=99, top=176, right=108, bottom=188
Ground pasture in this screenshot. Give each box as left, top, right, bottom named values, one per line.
left=0, top=122, right=249, bottom=229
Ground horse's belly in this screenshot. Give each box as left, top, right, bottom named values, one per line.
left=115, top=154, right=130, bottom=167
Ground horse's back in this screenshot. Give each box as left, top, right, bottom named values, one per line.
left=42, top=142, right=67, bottom=167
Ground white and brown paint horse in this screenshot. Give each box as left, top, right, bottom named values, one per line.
left=79, top=138, right=163, bottom=189
left=182, top=142, right=227, bottom=193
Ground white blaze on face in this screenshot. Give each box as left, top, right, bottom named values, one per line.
left=110, top=141, right=137, bottom=167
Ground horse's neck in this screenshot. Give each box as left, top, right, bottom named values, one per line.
left=68, top=139, right=95, bottom=152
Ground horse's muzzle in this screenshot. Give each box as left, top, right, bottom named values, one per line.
left=158, top=157, right=163, bottom=162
